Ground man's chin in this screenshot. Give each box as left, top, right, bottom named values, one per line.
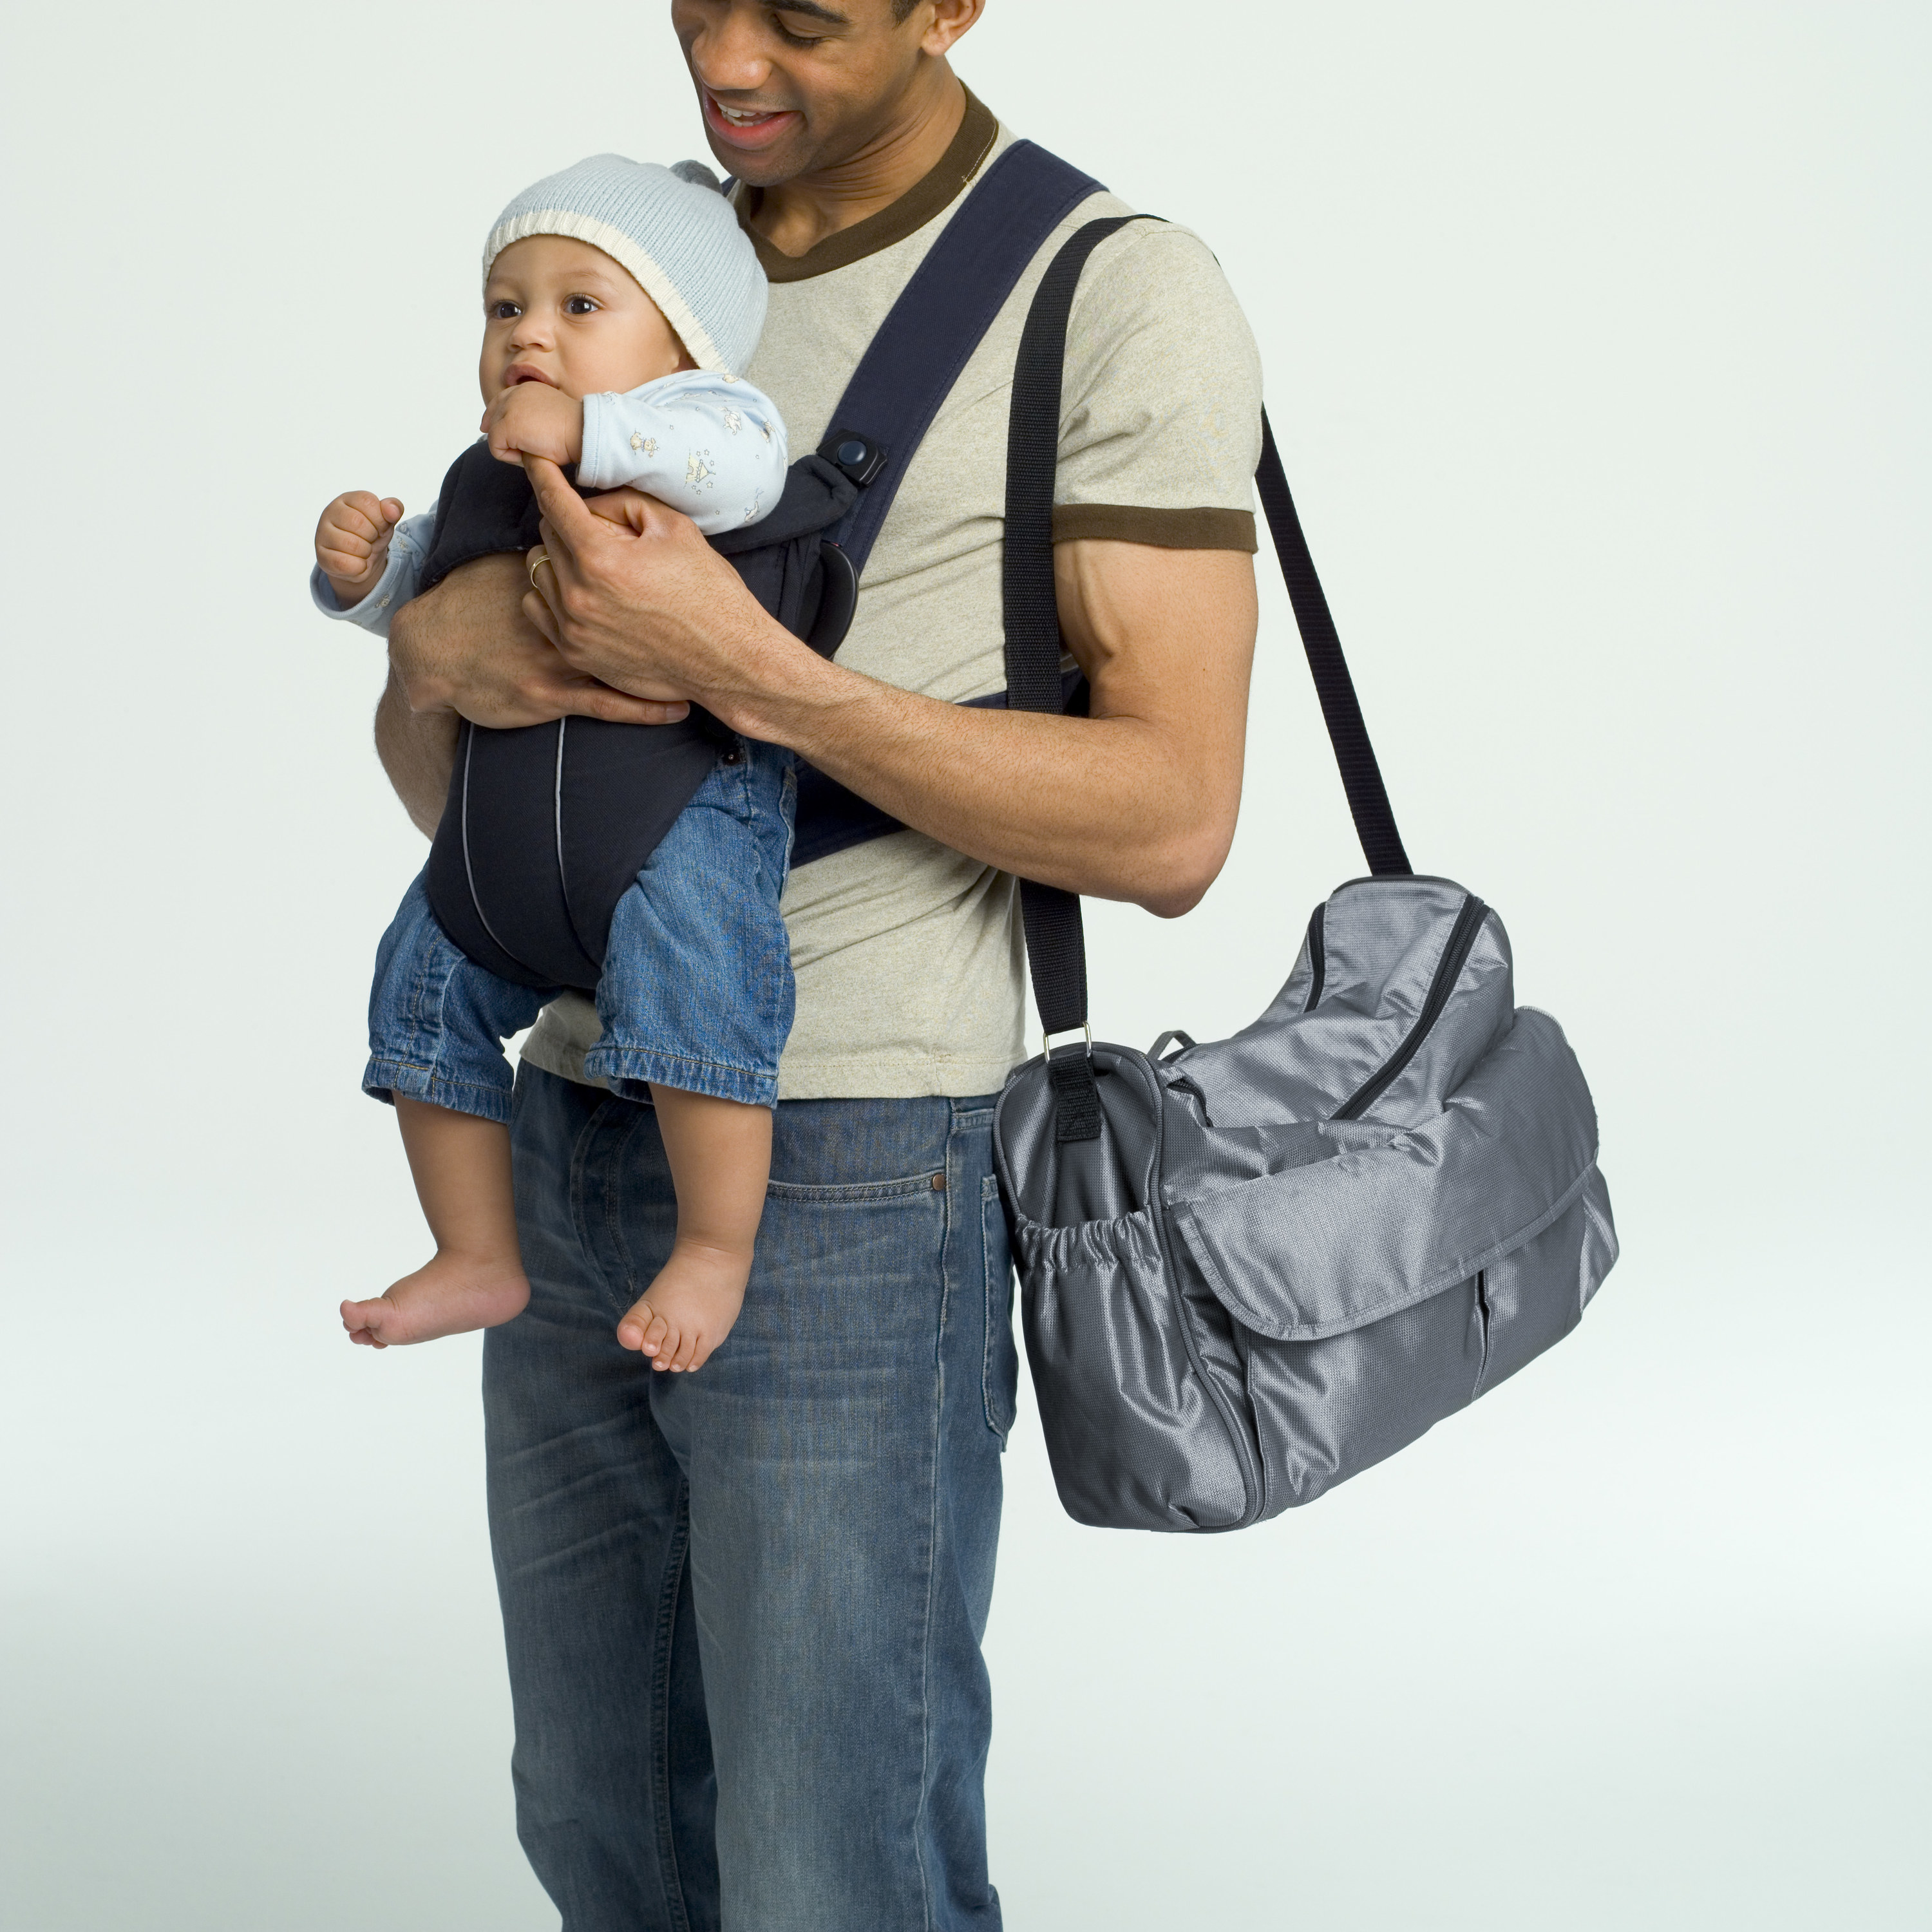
left=704, top=139, right=804, bottom=190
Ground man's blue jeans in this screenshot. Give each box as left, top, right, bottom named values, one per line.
left=487, top=1064, right=1016, bottom=1931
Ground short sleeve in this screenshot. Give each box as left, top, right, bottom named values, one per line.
left=1053, top=221, right=1263, bottom=551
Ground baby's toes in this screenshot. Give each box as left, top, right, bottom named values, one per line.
left=618, top=1301, right=665, bottom=1356
left=641, top=1309, right=680, bottom=1367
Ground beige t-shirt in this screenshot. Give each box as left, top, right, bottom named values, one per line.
left=521, top=95, right=1264, bottom=1101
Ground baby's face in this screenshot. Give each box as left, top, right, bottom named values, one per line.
left=479, top=235, right=692, bottom=403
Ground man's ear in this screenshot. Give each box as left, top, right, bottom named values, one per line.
left=918, top=0, right=985, bottom=60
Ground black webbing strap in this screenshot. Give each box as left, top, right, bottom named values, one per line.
left=1004, top=218, right=1413, bottom=1135
left=1002, top=216, right=1143, bottom=1139
left=1254, top=416, right=1412, bottom=876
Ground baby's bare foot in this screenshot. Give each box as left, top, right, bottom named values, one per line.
left=341, top=1250, right=530, bottom=1349
left=616, top=1240, right=750, bottom=1372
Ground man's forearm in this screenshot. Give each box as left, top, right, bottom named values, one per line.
left=375, top=666, right=459, bottom=837
left=706, top=546, right=1257, bottom=917
left=724, top=651, right=1218, bottom=914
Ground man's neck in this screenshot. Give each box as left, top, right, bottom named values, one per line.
left=750, top=68, right=967, bottom=259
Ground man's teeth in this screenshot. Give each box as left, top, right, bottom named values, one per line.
left=719, top=104, right=777, bottom=126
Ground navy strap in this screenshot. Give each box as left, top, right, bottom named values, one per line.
left=817, top=140, right=1103, bottom=579
left=791, top=140, right=1105, bottom=869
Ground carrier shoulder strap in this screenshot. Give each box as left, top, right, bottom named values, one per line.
left=811, top=139, right=1103, bottom=578
left=1005, top=217, right=1412, bottom=1134
left=788, top=139, right=1104, bottom=867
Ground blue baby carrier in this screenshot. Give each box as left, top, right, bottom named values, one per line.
left=415, top=143, right=1109, bottom=992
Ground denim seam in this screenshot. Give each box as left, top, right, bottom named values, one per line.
left=602, top=1100, right=654, bottom=1308
left=567, top=1090, right=636, bottom=1313
left=980, top=1173, right=1012, bottom=1443
left=402, top=922, right=468, bottom=1082
left=650, top=1485, right=696, bottom=1932
left=763, top=1171, right=942, bottom=1205
left=913, top=1124, right=967, bottom=1932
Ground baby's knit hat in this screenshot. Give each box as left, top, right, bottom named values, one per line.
left=485, top=155, right=766, bottom=379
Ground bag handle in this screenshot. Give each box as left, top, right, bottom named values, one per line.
left=1003, top=217, right=1412, bottom=1122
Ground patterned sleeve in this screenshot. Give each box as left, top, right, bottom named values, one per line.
left=1052, top=220, right=1264, bottom=551
left=579, top=371, right=791, bottom=535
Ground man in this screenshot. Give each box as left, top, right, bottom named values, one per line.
left=378, top=3, right=1261, bottom=1925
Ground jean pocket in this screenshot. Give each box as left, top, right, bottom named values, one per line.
left=766, top=1170, right=944, bottom=1205
left=981, top=1172, right=1018, bottom=1443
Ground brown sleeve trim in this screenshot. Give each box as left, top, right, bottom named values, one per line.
left=1050, top=504, right=1258, bottom=553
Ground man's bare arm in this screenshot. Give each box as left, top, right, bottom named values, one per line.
left=524, top=466, right=1256, bottom=916
left=374, top=667, right=460, bottom=837
left=375, top=547, right=694, bottom=835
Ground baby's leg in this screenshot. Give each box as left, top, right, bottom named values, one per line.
left=616, top=1089, right=771, bottom=1372
left=342, top=1099, right=531, bottom=1346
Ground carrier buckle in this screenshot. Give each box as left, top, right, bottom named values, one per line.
left=819, top=428, right=888, bottom=488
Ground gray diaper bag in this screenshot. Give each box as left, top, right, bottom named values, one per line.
left=992, top=220, right=1619, bottom=1531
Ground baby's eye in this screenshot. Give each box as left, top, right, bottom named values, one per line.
left=564, top=295, right=600, bottom=317
left=488, top=300, right=520, bottom=321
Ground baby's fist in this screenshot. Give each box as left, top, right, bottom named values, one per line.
left=484, top=383, right=583, bottom=469
left=317, top=491, right=404, bottom=605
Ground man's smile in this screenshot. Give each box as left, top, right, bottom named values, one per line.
left=703, top=90, right=800, bottom=149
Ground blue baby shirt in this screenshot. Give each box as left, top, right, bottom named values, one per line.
left=312, top=370, right=788, bottom=632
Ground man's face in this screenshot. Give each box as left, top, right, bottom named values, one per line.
left=671, top=0, right=948, bottom=187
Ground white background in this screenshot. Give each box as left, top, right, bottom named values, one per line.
left=3, top=3, right=1927, bottom=1926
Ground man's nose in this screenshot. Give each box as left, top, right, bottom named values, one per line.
left=688, top=1, right=772, bottom=96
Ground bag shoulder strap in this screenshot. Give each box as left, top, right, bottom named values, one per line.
left=1004, top=217, right=1412, bottom=1132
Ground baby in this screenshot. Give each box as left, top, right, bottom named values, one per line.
left=312, top=156, right=790, bottom=1373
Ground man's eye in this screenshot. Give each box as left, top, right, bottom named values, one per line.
left=771, top=9, right=826, bottom=44
left=488, top=301, right=520, bottom=321
left=564, top=296, right=600, bottom=316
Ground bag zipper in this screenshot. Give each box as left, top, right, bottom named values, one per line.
left=1332, top=895, right=1487, bottom=1121
left=1302, top=904, right=1327, bottom=1012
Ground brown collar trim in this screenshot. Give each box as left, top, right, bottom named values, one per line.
left=735, top=88, right=1000, bottom=285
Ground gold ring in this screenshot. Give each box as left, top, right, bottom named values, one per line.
left=527, top=545, right=552, bottom=587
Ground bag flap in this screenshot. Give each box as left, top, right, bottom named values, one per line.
left=1165, top=1009, right=1599, bottom=1341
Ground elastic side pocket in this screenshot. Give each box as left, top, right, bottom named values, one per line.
left=1014, top=1206, right=1250, bottom=1531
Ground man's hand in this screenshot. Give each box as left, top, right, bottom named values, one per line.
left=522, top=458, right=778, bottom=710
left=316, top=490, right=404, bottom=607
left=482, top=384, right=585, bottom=468
left=388, top=551, right=692, bottom=728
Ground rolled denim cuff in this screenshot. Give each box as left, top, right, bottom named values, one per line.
left=581, top=1044, right=778, bottom=1111
left=362, top=1055, right=515, bottom=1124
